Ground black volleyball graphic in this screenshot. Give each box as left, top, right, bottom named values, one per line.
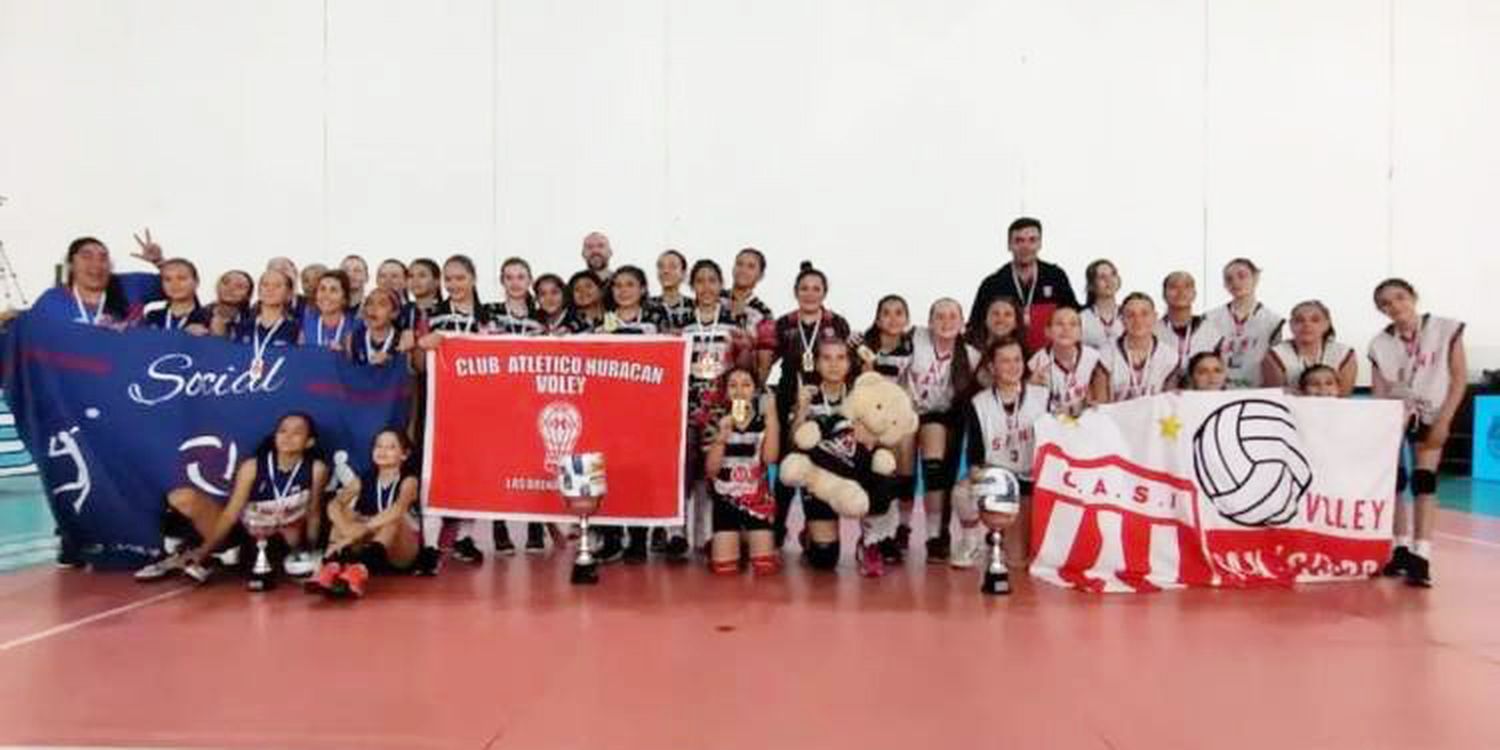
left=1191, top=399, right=1313, bottom=527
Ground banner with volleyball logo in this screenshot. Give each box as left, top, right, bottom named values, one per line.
left=1030, top=391, right=1404, bottom=592
left=422, top=335, right=689, bottom=524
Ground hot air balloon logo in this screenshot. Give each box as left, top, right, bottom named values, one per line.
left=539, top=401, right=583, bottom=472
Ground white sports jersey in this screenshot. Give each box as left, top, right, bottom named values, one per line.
left=1080, top=305, right=1124, bottom=351
left=1102, top=336, right=1180, bottom=401
left=1206, top=303, right=1284, bottom=388
left=1267, top=340, right=1355, bottom=391
left=1367, top=315, right=1465, bottom=425
left=1028, top=345, right=1104, bottom=416
left=1154, top=315, right=1223, bottom=374
left=970, top=384, right=1050, bottom=478
left=905, top=327, right=980, bottom=415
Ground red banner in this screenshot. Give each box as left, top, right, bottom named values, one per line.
left=422, top=335, right=689, bottom=524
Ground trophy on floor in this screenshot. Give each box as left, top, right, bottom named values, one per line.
left=973, top=466, right=1022, bottom=596
left=557, top=452, right=607, bottom=585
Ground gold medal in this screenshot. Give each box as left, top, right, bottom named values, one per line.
left=857, top=345, right=876, bottom=363
left=603, top=312, right=620, bottom=333
left=250, top=357, right=265, bottom=380
left=731, top=398, right=751, bottom=428
left=802, top=349, right=815, bottom=373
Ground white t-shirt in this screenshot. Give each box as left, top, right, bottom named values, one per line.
left=905, top=327, right=980, bottom=415
left=1028, top=344, right=1104, bottom=416
left=1102, top=336, right=1180, bottom=401
left=1206, top=302, right=1284, bottom=388
left=1267, top=340, right=1355, bottom=391
left=1154, top=315, right=1224, bottom=375
left=1367, top=315, right=1465, bottom=425
left=1080, top=305, right=1124, bottom=351
left=970, top=384, right=1051, bottom=478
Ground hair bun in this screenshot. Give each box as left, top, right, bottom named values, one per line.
left=799, top=261, right=814, bottom=272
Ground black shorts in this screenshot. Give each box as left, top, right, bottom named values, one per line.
left=712, top=498, right=773, bottom=533
left=918, top=410, right=959, bottom=429
left=1405, top=420, right=1432, bottom=444
left=802, top=492, right=839, bottom=522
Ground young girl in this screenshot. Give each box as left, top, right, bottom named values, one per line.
left=300, top=270, right=358, bottom=355
left=308, top=429, right=424, bottom=598
left=406, top=258, right=443, bottom=329
left=534, top=274, right=572, bottom=335
left=1263, top=300, right=1357, bottom=396
left=956, top=338, right=1050, bottom=569
left=979, top=297, right=1024, bottom=349
left=789, top=338, right=864, bottom=572
left=1368, top=279, right=1467, bottom=588
left=650, top=249, right=695, bottom=332
left=857, top=295, right=917, bottom=565
left=1205, top=258, right=1283, bottom=388
left=352, top=288, right=407, bottom=368
left=29, top=234, right=164, bottom=330
left=298, top=263, right=326, bottom=316
left=419, top=255, right=492, bottom=565
left=1187, top=351, right=1228, bottom=391
left=1080, top=259, right=1125, bottom=350
left=207, top=269, right=255, bottom=337
left=904, top=298, right=980, bottom=564
left=341, top=254, right=370, bottom=312
left=705, top=367, right=781, bottom=575
left=759, top=263, right=852, bottom=549
left=565, top=271, right=606, bottom=332
left=727, top=247, right=774, bottom=334
left=139, top=413, right=330, bottom=590
left=1028, top=307, right=1108, bottom=416
left=376, top=259, right=409, bottom=301
left=1105, top=293, right=1180, bottom=401
left=683, top=260, right=753, bottom=559
left=231, top=270, right=302, bottom=372
left=1298, top=364, right=1341, bottom=397
left=489, top=257, right=544, bottom=336
left=144, top=259, right=211, bottom=335
left=1156, top=272, right=1223, bottom=375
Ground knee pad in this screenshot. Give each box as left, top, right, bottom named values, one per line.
left=358, top=541, right=390, bottom=572
left=922, top=459, right=954, bottom=492
left=1412, top=469, right=1438, bottom=496
left=867, top=476, right=902, bottom=516
left=897, top=474, right=917, bottom=501
left=1395, top=466, right=1408, bottom=495
left=805, top=540, right=840, bottom=570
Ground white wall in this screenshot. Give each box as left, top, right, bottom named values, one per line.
left=2, top=0, right=1496, bottom=372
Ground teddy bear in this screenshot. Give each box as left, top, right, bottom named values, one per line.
left=777, top=372, right=920, bottom=517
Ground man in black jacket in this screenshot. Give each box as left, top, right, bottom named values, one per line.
left=967, top=217, right=1079, bottom=352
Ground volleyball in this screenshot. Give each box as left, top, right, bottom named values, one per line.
left=1191, top=399, right=1314, bottom=527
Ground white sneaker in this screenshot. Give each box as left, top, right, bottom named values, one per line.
left=949, top=526, right=984, bottom=570
left=134, top=554, right=186, bottom=581
left=183, top=561, right=213, bottom=584
left=214, top=547, right=240, bottom=567
left=162, top=536, right=184, bottom=555
left=283, top=550, right=319, bottom=577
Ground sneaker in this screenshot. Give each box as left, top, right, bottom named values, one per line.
left=452, top=537, right=485, bottom=565
left=877, top=536, right=904, bottom=565
left=214, top=547, right=241, bottom=567
left=336, top=562, right=370, bottom=598
left=304, top=561, right=343, bottom=595
left=623, top=536, right=649, bottom=565
left=183, top=561, right=213, bottom=584
left=283, top=550, right=319, bottom=578
left=894, top=523, right=912, bottom=551
left=1381, top=545, right=1414, bottom=577
left=55, top=541, right=85, bottom=569
left=493, top=523, right=516, bottom=556
left=162, top=536, right=185, bottom=555
left=412, top=546, right=441, bottom=577
left=134, top=554, right=186, bottom=581
left=926, top=534, right=950, bottom=564
left=950, top=526, right=984, bottom=570
left=246, top=572, right=274, bottom=592
left=649, top=527, right=668, bottom=553
left=1404, top=552, right=1432, bottom=588
left=525, top=523, right=547, bottom=554
left=595, top=532, right=626, bottom=565
left=663, top=535, right=690, bottom=563
left=857, top=541, right=885, bottom=578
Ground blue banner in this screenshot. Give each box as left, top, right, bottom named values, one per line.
left=1, top=314, right=410, bottom=568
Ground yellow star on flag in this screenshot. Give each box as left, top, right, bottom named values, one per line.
left=1058, top=413, right=1079, bottom=427
left=1158, top=415, right=1183, bottom=440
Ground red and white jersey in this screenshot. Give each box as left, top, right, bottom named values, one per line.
left=1080, top=305, right=1124, bottom=351
left=905, top=326, right=980, bottom=415
left=1367, top=314, right=1465, bottom=425
left=970, top=384, right=1050, bottom=478
left=1102, top=336, right=1179, bottom=401
left=1206, top=302, right=1284, bottom=388
left=1268, top=340, right=1355, bottom=390
left=1028, top=345, right=1103, bottom=416
left=1154, top=315, right=1224, bottom=374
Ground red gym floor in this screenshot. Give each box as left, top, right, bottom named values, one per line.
left=1, top=508, right=1499, bottom=750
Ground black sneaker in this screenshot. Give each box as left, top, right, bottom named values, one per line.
left=623, top=536, right=649, bottom=565
left=894, top=524, right=911, bottom=551
left=412, top=546, right=442, bottom=576
left=492, top=523, right=516, bottom=556
left=595, top=532, right=626, bottom=565
left=1404, top=552, right=1432, bottom=588
left=452, top=537, right=485, bottom=565
left=663, top=535, right=690, bottom=563
left=649, top=527, right=668, bottom=553
left=55, top=534, right=85, bottom=569
left=878, top=537, right=904, bottom=565
left=525, top=523, right=547, bottom=554
left=926, top=534, right=950, bottom=564
left=1381, top=545, right=1414, bottom=577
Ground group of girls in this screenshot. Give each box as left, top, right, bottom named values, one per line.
left=22, top=228, right=1466, bottom=591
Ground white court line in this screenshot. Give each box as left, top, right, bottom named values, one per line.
left=0, top=585, right=193, bottom=653
left=1437, top=532, right=1500, bottom=551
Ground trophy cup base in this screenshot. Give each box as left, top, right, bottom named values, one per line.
left=570, top=562, right=600, bottom=585
left=981, top=570, right=1011, bottom=596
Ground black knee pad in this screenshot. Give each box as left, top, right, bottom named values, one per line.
left=1395, top=466, right=1408, bottom=495
left=922, top=459, right=954, bottom=492
left=897, top=474, right=917, bottom=501
left=1412, top=469, right=1438, bottom=496
left=358, top=541, right=391, bottom=574
left=805, top=540, right=840, bottom=570
left=867, top=476, right=902, bottom=516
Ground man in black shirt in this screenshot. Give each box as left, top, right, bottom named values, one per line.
left=967, top=217, right=1079, bottom=352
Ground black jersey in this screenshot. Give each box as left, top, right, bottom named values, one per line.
left=869, top=333, right=915, bottom=381
left=351, top=326, right=401, bottom=367
left=144, top=303, right=211, bottom=333
left=601, top=306, right=668, bottom=336
left=352, top=471, right=419, bottom=522
left=648, top=293, right=696, bottom=333
left=427, top=299, right=490, bottom=334
left=485, top=300, right=545, bottom=335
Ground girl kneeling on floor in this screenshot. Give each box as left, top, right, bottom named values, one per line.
left=704, top=367, right=782, bottom=575
left=308, top=429, right=429, bottom=598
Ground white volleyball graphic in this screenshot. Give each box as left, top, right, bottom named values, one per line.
left=1191, top=399, right=1313, bottom=527
left=538, top=401, right=583, bottom=472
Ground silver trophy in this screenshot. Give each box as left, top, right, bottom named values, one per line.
left=973, top=466, right=1022, bottom=596
left=557, top=453, right=607, bottom=585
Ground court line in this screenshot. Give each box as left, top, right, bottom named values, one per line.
left=1437, top=532, right=1500, bottom=551
left=0, top=584, right=193, bottom=653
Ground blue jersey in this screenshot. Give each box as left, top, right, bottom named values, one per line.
left=31, top=272, right=162, bottom=328
left=351, top=327, right=401, bottom=367
left=143, top=303, right=211, bottom=333
left=300, top=308, right=360, bottom=352
left=353, top=471, right=419, bottom=522
left=230, top=314, right=301, bottom=348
